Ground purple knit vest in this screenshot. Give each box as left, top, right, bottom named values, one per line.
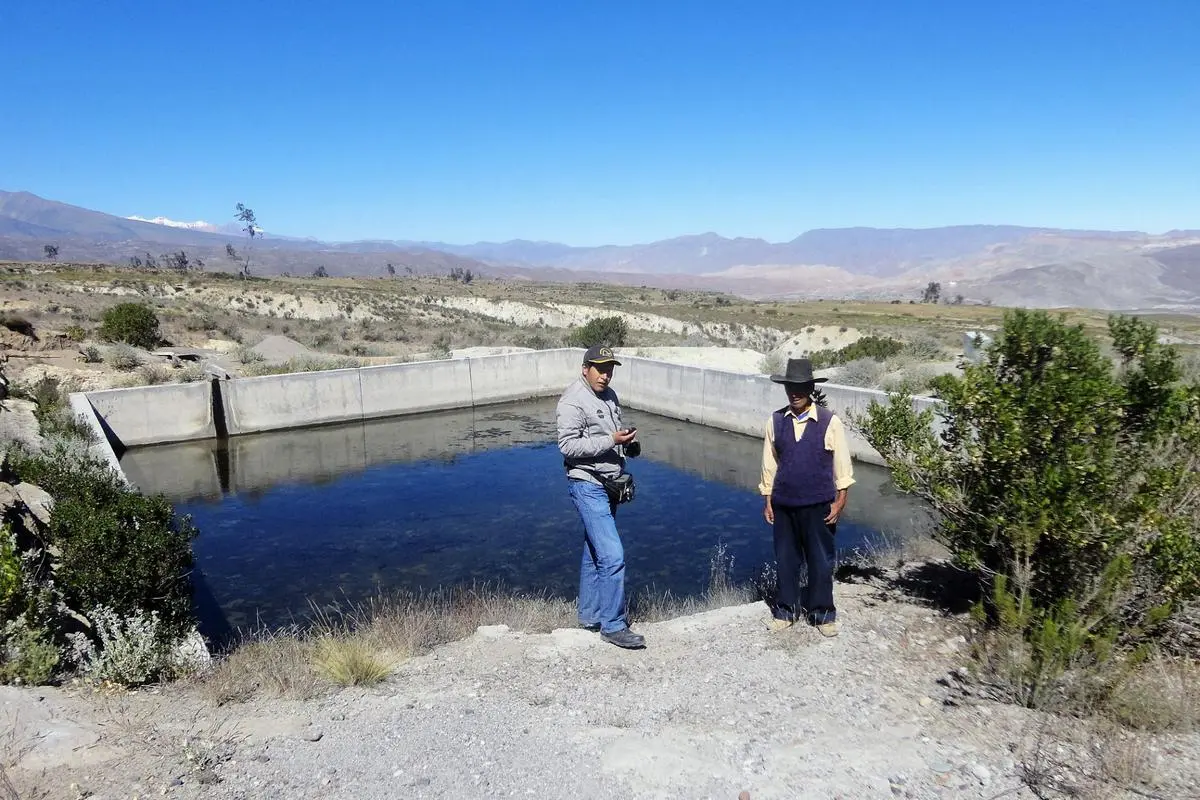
left=771, top=405, right=837, bottom=507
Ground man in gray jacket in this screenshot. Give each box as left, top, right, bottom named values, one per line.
left=557, top=344, right=645, bottom=649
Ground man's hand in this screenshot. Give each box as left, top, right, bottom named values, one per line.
left=824, top=490, right=848, bottom=525
left=763, top=496, right=774, bottom=525
left=613, top=428, right=638, bottom=445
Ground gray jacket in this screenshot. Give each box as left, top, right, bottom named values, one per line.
left=556, top=375, right=628, bottom=485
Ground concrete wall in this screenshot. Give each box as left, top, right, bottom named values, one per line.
left=67, top=392, right=127, bottom=481
left=84, top=382, right=215, bottom=447
left=88, top=348, right=943, bottom=473
left=360, top=359, right=472, bottom=420
left=218, top=351, right=585, bottom=436
left=220, top=367, right=364, bottom=435
left=469, top=349, right=583, bottom=405
left=614, top=355, right=940, bottom=466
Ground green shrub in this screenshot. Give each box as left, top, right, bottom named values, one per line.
left=0, top=619, right=60, bottom=685
left=135, top=364, right=173, bottom=385
left=514, top=333, right=558, bottom=350
left=833, top=357, right=887, bottom=388
left=23, top=376, right=93, bottom=443
left=758, top=352, right=786, bottom=376
left=567, top=316, right=629, bottom=348
left=99, top=303, right=161, bottom=349
left=106, top=343, right=142, bottom=371
left=80, top=345, right=102, bottom=363
left=809, top=335, right=903, bottom=368
left=65, top=324, right=87, bottom=342
left=177, top=363, right=207, bottom=383
left=861, top=310, right=1200, bottom=705
left=11, top=450, right=198, bottom=637
left=235, top=346, right=265, bottom=364
left=0, top=528, right=20, bottom=620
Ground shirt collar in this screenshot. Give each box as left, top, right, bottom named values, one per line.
left=783, top=405, right=817, bottom=422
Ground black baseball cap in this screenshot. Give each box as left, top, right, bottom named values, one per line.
left=583, top=344, right=622, bottom=366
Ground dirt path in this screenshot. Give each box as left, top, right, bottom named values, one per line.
left=5, top=581, right=1197, bottom=800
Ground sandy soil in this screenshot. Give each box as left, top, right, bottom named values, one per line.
left=5, top=577, right=1196, bottom=800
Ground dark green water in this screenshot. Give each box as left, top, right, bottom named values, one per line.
left=120, top=398, right=927, bottom=637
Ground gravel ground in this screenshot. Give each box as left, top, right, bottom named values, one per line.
left=6, top=580, right=1199, bottom=800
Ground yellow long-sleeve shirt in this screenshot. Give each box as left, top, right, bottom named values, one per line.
left=758, top=407, right=856, bottom=497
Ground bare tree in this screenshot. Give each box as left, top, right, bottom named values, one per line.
left=234, top=203, right=259, bottom=277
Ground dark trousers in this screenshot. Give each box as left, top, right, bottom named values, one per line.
left=772, top=502, right=837, bottom=625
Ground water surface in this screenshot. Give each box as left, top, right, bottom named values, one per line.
left=121, top=399, right=927, bottom=636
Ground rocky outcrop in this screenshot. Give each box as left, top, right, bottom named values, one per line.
left=0, top=477, right=53, bottom=536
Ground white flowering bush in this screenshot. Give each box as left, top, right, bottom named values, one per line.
left=73, top=606, right=209, bottom=686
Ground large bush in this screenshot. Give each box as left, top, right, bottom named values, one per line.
left=12, top=451, right=198, bottom=636
left=99, top=302, right=161, bottom=349
left=861, top=310, right=1200, bottom=704
left=567, top=316, right=629, bottom=349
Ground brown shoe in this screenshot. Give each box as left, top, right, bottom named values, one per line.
left=817, top=622, right=840, bottom=638
left=766, top=618, right=794, bottom=632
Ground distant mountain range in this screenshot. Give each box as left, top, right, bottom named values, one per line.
left=2, top=189, right=1199, bottom=311
left=124, top=215, right=246, bottom=235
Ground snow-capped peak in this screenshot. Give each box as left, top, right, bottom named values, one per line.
left=127, top=215, right=219, bottom=232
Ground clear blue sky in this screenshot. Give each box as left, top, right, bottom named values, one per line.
left=2, top=1, right=1197, bottom=245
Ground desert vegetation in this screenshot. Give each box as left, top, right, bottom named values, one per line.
left=861, top=309, right=1200, bottom=722
left=1, top=378, right=206, bottom=688
left=10, top=259, right=1197, bottom=396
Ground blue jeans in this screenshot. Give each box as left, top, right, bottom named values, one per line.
left=568, top=479, right=627, bottom=634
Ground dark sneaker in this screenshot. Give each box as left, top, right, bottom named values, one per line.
left=579, top=622, right=601, bottom=632
left=601, top=628, right=645, bottom=649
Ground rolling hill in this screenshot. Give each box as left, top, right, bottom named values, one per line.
left=2, top=189, right=1198, bottom=310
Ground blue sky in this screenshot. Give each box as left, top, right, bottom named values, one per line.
left=2, top=1, right=1197, bottom=245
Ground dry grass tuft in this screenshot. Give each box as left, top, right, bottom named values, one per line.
left=1017, top=714, right=1164, bottom=800
left=199, top=583, right=578, bottom=704
left=312, top=638, right=392, bottom=686
left=1105, top=653, right=1200, bottom=733
left=199, top=631, right=324, bottom=706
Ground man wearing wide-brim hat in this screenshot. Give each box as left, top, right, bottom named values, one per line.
left=758, top=357, right=855, bottom=637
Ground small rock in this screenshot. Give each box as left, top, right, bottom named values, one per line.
left=739, top=792, right=751, bottom=800
left=475, top=624, right=510, bottom=639
left=302, top=729, right=323, bottom=742
left=194, top=769, right=219, bottom=786
left=919, top=696, right=934, bottom=708
left=966, top=762, right=992, bottom=786
left=929, top=759, right=955, bottom=774
left=14, top=482, right=53, bottom=525
left=0, top=483, right=18, bottom=513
